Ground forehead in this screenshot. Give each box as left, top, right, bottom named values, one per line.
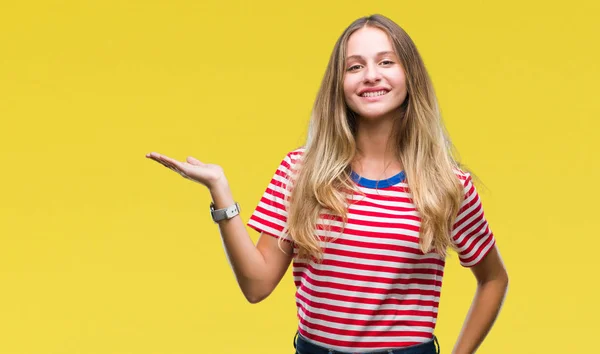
left=346, top=26, right=394, bottom=57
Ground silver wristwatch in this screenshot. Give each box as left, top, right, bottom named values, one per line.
left=210, top=202, right=241, bottom=223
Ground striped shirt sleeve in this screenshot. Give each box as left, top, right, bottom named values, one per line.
left=247, top=150, right=301, bottom=242
left=451, top=172, right=496, bottom=267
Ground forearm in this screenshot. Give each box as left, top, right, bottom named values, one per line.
left=453, top=275, right=509, bottom=354
left=209, top=182, right=269, bottom=299
left=145, top=152, right=277, bottom=301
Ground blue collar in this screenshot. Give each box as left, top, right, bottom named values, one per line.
left=350, top=170, right=406, bottom=188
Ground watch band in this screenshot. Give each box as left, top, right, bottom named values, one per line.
left=210, top=202, right=240, bottom=222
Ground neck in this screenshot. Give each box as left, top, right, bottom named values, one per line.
left=352, top=114, right=403, bottom=179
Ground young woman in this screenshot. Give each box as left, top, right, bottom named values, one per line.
left=146, top=14, right=508, bottom=354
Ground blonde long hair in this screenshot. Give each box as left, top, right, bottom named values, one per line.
left=286, top=14, right=464, bottom=260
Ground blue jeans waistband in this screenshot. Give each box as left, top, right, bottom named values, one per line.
left=294, top=332, right=440, bottom=354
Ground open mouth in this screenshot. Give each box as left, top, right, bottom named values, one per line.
left=360, top=90, right=389, bottom=98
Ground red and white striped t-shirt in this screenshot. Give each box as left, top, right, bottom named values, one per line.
left=247, top=148, right=495, bottom=352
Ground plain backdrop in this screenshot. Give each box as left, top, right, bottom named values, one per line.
left=1, top=1, right=598, bottom=353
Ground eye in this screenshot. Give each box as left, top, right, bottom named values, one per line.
left=380, top=60, right=394, bottom=66
left=347, top=64, right=362, bottom=72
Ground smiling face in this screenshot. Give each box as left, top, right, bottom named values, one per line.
left=343, top=26, right=408, bottom=122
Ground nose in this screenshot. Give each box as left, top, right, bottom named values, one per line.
left=363, top=63, right=382, bottom=83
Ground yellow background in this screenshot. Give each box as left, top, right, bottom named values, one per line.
left=1, top=1, right=598, bottom=353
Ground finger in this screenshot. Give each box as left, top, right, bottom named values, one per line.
left=146, top=153, right=168, bottom=165
left=163, top=163, right=185, bottom=177
left=147, top=153, right=191, bottom=178
left=158, top=154, right=184, bottom=169
left=186, top=156, right=204, bottom=166
left=146, top=155, right=167, bottom=167
left=147, top=155, right=173, bottom=170
left=159, top=157, right=181, bottom=172
left=146, top=152, right=162, bottom=159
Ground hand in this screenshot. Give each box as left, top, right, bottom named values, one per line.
left=145, top=152, right=227, bottom=190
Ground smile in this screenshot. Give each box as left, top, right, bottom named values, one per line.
left=360, top=90, right=389, bottom=97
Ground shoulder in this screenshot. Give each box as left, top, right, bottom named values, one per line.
left=452, top=166, right=481, bottom=194
left=280, top=147, right=305, bottom=170
left=452, top=166, right=484, bottom=206
left=286, top=147, right=305, bottom=161
left=451, top=166, right=478, bottom=201
left=452, top=166, right=472, bottom=184
left=273, top=147, right=305, bottom=181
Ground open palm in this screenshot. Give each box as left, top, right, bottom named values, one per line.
left=146, top=152, right=225, bottom=189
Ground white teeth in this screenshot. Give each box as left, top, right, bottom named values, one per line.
left=361, top=90, right=388, bottom=97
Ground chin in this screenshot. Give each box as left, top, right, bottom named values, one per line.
left=356, top=110, right=396, bottom=120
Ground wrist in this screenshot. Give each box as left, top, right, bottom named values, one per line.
left=208, top=175, right=229, bottom=194
left=209, top=179, right=234, bottom=209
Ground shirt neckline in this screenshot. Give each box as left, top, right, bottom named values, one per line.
left=350, top=170, right=406, bottom=189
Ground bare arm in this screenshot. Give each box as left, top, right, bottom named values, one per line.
left=211, top=181, right=293, bottom=303
left=146, top=152, right=293, bottom=303
left=452, top=245, right=509, bottom=354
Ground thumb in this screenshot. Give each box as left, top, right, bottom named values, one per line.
left=186, top=156, right=204, bottom=166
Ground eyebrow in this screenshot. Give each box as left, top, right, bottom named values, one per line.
left=346, top=51, right=397, bottom=62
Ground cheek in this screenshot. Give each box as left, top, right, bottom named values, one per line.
left=393, top=72, right=407, bottom=90
left=343, top=79, right=356, bottom=103
left=391, top=76, right=407, bottom=99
